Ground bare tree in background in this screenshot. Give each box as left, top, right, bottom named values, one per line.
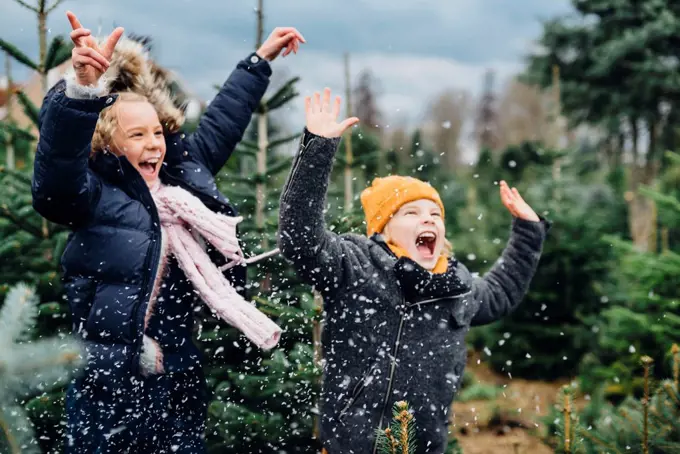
left=474, top=69, right=501, bottom=153
left=425, top=89, right=470, bottom=170
left=385, top=120, right=410, bottom=172
left=353, top=69, right=382, bottom=133
left=497, top=77, right=551, bottom=149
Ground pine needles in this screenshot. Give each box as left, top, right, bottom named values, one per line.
left=376, top=401, right=418, bottom=454
left=0, top=283, right=83, bottom=453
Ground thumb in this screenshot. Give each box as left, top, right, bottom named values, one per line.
left=338, top=117, right=359, bottom=134
left=101, top=27, right=124, bottom=59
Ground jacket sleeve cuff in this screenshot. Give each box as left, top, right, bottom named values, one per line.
left=510, top=215, right=551, bottom=243
left=64, top=70, right=110, bottom=100
left=241, top=52, right=273, bottom=78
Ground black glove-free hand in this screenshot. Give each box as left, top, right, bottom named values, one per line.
left=394, top=256, right=470, bottom=303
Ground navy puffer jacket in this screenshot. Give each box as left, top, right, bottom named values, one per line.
left=32, top=49, right=271, bottom=381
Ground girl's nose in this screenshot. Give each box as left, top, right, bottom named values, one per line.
left=149, top=135, right=163, bottom=148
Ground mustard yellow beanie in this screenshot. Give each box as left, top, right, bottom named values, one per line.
left=360, top=176, right=445, bottom=236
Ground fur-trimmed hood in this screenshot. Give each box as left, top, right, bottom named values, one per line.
left=64, top=36, right=185, bottom=133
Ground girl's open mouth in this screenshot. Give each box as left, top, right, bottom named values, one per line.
left=416, top=232, right=437, bottom=258
left=138, top=157, right=160, bottom=177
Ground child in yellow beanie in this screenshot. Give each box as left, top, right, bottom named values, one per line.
left=278, top=88, right=550, bottom=454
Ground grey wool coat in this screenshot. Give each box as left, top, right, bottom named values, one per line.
left=278, top=130, right=550, bottom=454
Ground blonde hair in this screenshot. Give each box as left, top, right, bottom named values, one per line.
left=91, top=91, right=151, bottom=156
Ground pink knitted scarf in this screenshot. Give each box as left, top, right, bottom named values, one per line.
left=141, top=182, right=281, bottom=374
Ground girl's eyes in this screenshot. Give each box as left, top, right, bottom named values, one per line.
left=432, top=212, right=441, bottom=217
left=155, top=131, right=163, bottom=136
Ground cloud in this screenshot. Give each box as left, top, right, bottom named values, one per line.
left=267, top=50, right=522, bottom=127
left=1, top=0, right=573, bottom=129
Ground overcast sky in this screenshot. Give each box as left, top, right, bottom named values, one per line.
left=3, top=0, right=573, bottom=131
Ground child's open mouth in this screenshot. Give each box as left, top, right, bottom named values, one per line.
left=416, top=232, right=437, bottom=258
left=138, top=157, right=160, bottom=177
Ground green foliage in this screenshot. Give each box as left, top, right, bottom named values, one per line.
left=0, top=284, right=83, bottom=454
left=0, top=167, right=69, bottom=303
left=0, top=37, right=38, bottom=70
left=464, top=143, right=628, bottom=379
left=577, top=153, right=680, bottom=396
left=524, top=0, right=680, bottom=162
left=546, top=354, right=680, bottom=453
left=199, top=76, right=326, bottom=453
left=375, top=401, right=418, bottom=454
left=456, top=382, right=502, bottom=402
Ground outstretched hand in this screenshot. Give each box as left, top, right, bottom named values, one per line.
left=67, top=11, right=124, bottom=86
left=499, top=180, right=540, bottom=222
left=305, top=88, right=359, bottom=138
left=257, top=27, right=305, bottom=61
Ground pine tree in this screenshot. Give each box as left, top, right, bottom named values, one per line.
left=546, top=350, right=680, bottom=453
left=190, top=3, right=324, bottom=451
left=0, top=283, right=83, bottom=454
left=578, top=151, right=680, bottom=397
left=463, top=142, right=629, bottom=380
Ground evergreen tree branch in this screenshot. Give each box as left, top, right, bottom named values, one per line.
left=0, top=39, right=38, bottom=70
left=44, top=36, right=65, bottom=71
left=4, top=339, right=83, bottom=397
left=0, top=205, right=44, bottom=238
left=0, top=404, right=34, bottom=454
left=0, top=283, right=37, bottom=345
left=15, top=91, right=40, bottom=126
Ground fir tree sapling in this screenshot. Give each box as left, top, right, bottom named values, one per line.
left=375, top=401, right=418, bottom=454
left=0, top=283, right=83, bottom=454
left=546, top=346, right=680, bottom=453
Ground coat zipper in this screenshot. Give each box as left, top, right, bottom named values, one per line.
left=408, top=290, right=472, bottom=307
left=128, top=170, right=162, bottom=376
left=371, top=290, right=471, bottom=454
left=372, top=304, right=406, bottom=454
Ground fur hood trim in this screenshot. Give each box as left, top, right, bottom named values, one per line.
left=65, top=36, right=185, bottom=132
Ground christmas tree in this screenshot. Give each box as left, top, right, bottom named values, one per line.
left=462, top=142, right=629, bottom=380
left=577, top=151, right=680, bottom=397
left=0, top=283, right=83, bottom=454
left=546, top=349, right=680, bottom=453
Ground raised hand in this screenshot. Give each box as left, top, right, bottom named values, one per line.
left=499, top=180, right=540, bottom=222
left=256, top=27, right=305, bottom=61
left=305, top=88, right=359, bottom=138
left=67, top=11, right=124, bottom=86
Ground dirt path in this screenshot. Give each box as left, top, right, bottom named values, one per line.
left=450, top=353, right=575, bottom=454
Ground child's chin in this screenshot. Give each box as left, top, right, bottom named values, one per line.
left=413, top=256, right=438, bottom=270
left=142, top=175, right=159, bottom=186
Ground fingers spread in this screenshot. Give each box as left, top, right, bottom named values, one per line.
left=322, top=88, right=331, bottom=112
left=304, top=96, right=311, bottom=114
left=313, top=91, right=322, bottom=112
left=332, top=96, right=342, bottom=118
left=339, top=117, right=360, bottom=133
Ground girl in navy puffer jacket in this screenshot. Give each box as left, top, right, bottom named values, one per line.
left=32, top=11, right=304, bottom=454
